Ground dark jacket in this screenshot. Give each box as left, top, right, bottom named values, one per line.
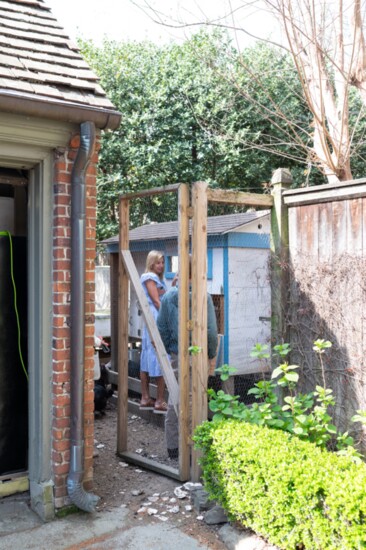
left=157, top=287, right=218, bottom=359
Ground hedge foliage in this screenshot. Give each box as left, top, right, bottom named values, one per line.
left=194, top=419, right=366, bottom=549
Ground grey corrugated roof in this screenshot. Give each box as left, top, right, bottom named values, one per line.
left=0, top=0, right=120, bottom=126
left=103, top=211, right=270, bottom=244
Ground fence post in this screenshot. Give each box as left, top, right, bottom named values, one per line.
left=270, top=168, right=292, bottom=363
left=117, top=197, right=129, bottom=454
left=191, top=181, right=208, bottom=481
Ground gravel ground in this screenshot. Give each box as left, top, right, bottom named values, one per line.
left=92, top=398, right=227, bottom=550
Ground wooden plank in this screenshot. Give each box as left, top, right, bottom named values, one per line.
left=207, top=188, right=273, bottom=208
left=284, top=182, right=366, bottom=207
left=118, top=452, right=184, bottom=481
left=346, top=198, right=363, bottom=255
left=121, top=250, right=179, bottom=407
left=302, top=203, right=319, bottom=260
left=178, top=183, right=190, bottom=480
left=120, top=183, right=180, bottom=201
left=332, top=200, right=347, bottom=257
left=191, top=181, right=208, bottom=481
left=318, top=202, right=333, bottom=263
left=117, top=198, right=130, bottom=454
left=108, top=371, right=168, bottom=401
left=0, top=475, right=29, bottom=497
left=109, top=254, right=119, bottom=372
left=270, top=174, right=290, bottom=353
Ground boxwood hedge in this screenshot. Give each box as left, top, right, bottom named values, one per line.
left=194, top=419, right=366, bottom=549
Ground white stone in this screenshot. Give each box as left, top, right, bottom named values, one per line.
left=174, top=486, right=188, bottom=499
left=183, top=482, right=202, bottom=491
left=167, top=505, right=179, bottom=514
left=148, top=496, right=159, bottom=503
left=131, top=489, right=143, bottom=496
left=185, top=505, right=192, bottom=511
left=137, top=507, right=146, bottom=514
left=156, top=515, right=169, bottom=521
left=135, top=448, right=143, bottom=454
left=147, top=508, right=158, bottom=515
left=196, top=515, right=204, bottom=520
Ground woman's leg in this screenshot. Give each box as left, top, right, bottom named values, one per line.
left=155, top=376, right=166, bottom=408
left=140, top=371, right=151, bottom=404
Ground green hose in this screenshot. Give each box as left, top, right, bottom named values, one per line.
left=0, top=230, right=28, bottom=382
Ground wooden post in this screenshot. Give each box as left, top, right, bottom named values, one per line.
left=117, top=197, right=129, bottom=453
left=178, top=183, right=190, bottom=480
left=270, top=168, right=292, bottom=366
left=191, top=181, right=208, bottom=481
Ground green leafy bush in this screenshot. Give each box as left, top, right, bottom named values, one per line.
left=208, top=341, right=361, bottom=457
left=194, top=419, right=366, bottom=550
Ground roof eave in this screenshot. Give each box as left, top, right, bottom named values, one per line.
left=0, top=91, right=121, bottom=131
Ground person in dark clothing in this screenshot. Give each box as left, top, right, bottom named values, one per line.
left=157, top=271, right=218, bottom=459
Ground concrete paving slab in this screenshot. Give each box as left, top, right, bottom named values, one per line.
left=0, top=504, right=211, bottom=550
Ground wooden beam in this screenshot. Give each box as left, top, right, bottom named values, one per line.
left=191, top=181, right=208, bottom=481
left=207, top=188, right=273, bottom=208
left=118, top=451, right=184, bottom=481
left=0, top=475, right=29, bottom=497
left=283, top=182, right=366, bottom=207
left=270, top=169, right=291, bottom=367
left=120, top=183, right=180, bottom=201
left=178, top=183, right=190, bottom=480
left=121, top=250, right=179, bottom=407
left=117, top=197, right=130, bottom=454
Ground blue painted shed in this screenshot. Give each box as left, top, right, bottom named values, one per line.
left=104, top=210, right=271, bottom=374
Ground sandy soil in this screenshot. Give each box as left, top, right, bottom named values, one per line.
left=92, top=397, right=227, bottom=550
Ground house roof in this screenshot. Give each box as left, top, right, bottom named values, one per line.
left=0, top=0, right=121, bottom=129
left=103, top=211, right=270, bottom=245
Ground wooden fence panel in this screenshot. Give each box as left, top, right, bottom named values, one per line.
left=285, top=179, right=366, bottom=446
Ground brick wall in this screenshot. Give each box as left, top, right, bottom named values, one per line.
left=52, top=132, right=100, bottom=508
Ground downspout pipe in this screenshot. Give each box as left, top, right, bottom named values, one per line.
left=67, top=121, right=99, bottom=512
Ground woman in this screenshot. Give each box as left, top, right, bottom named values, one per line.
left=139, top=250, right=168, bottom=413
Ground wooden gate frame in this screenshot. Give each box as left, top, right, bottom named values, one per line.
left=116, top=170, right=290, bottom=482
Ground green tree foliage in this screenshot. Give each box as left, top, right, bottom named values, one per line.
left=81, top=32, right=312, bottom=240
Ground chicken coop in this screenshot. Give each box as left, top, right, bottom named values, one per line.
left=103, top=210, right=271, bottom=376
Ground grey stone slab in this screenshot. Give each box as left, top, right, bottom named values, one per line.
left=219, top=524, right=279, bottom=550
left=0, top=499, right=42, bottom=536
left=0, top=505, right=210, bottom=550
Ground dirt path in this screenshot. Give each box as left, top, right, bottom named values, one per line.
left=93, top=399, right=227, bottom=550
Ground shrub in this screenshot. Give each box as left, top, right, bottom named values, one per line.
left=194, top=419, right=366, bottom=550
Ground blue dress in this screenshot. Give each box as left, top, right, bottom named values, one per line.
left=140, top=272, right=167, bottom=377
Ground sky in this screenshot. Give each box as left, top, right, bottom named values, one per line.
left=46, top=0, right=279, bottom=48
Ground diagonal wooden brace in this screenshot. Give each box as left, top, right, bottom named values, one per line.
left=121, top=249, right=179, bottom=411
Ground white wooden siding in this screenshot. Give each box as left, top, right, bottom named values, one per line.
left=228, top=248, right=271, bottom=374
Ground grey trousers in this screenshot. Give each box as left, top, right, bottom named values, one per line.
left=165, top=353, right=179, bottom=450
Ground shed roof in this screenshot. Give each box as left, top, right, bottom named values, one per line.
left=103, top=210, right=270, bottom=245
left=0, top=0, right=120, bottom=129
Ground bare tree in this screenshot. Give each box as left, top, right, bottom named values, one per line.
left=131, top=0, right=366, bottom=184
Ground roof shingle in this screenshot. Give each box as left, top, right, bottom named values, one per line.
left=0, top=0, right=121, bottom=127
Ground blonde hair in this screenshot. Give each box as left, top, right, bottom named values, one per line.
left=145, top=250, right=165, bottom=280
